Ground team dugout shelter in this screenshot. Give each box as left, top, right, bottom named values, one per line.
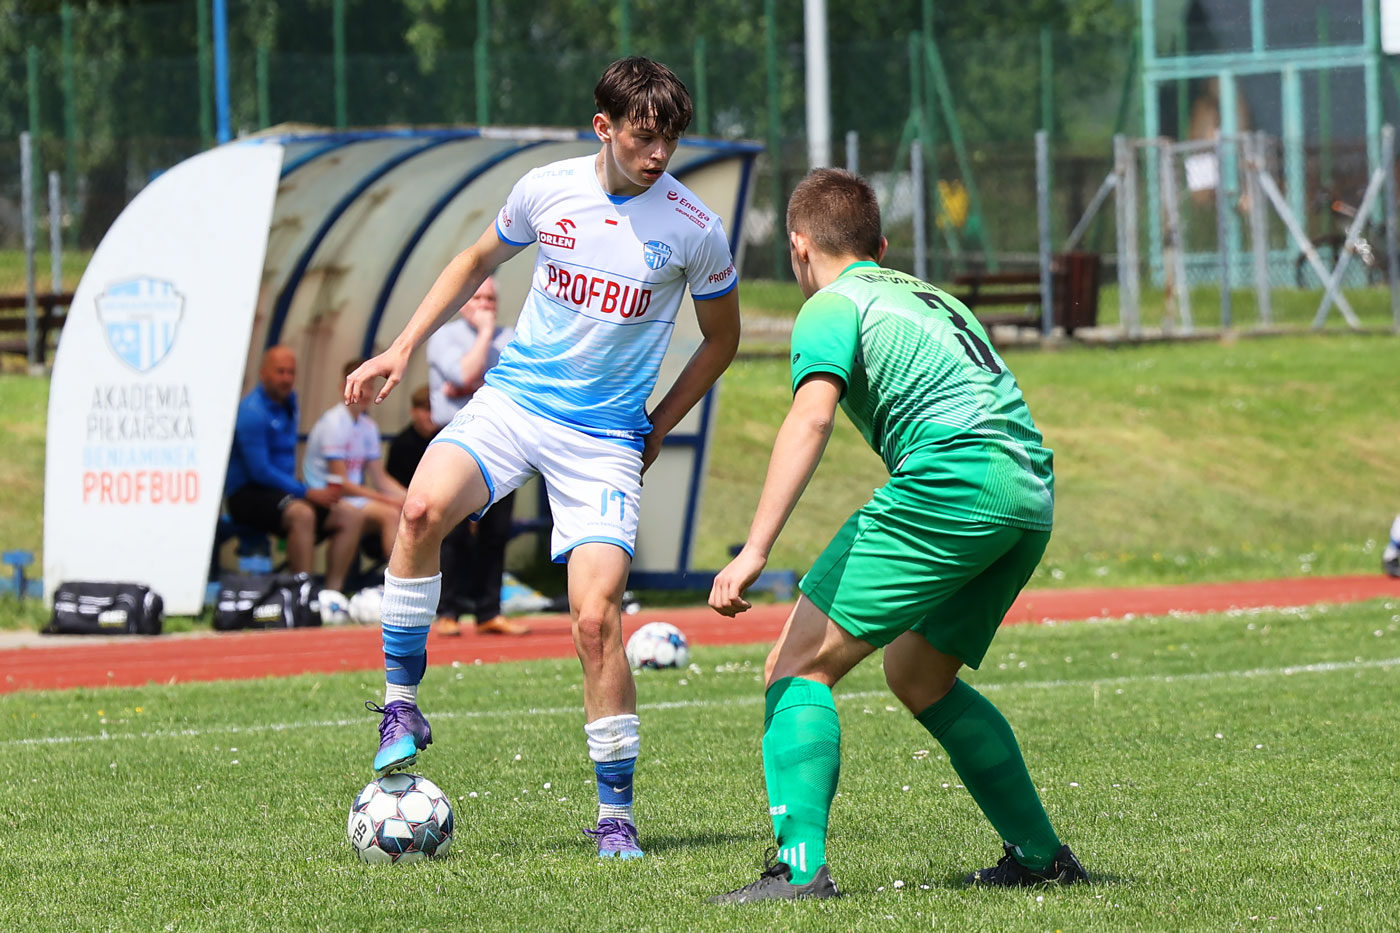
left=44, top=126, right=761, bottom=614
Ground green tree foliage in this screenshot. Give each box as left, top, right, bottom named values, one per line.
left=0, top=0, right=1140, bottom=244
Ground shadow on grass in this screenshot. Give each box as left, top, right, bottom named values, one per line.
left=917, top=868, right=1130, bottom=890
left=634, top=829, right=760, bottom=854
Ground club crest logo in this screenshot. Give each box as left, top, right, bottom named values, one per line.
left=96, top=276, right=185, bottom=372
left=642, top=239, right=673, bottom=271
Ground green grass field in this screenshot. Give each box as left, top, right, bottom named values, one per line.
left=1, top=600, right=1396, bottom=930
left=3, top=327, right=1398, bottom=623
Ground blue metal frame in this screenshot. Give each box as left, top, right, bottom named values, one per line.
left=247, top=127, right=762, bottom=153
left=212, top=0, right=230, bottom=145
left=360, top=140, right=551, bottom=358
left=265, top=137, right=459, bottom=346
left=279, top=137, right=390, bottom=178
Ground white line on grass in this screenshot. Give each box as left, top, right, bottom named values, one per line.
left=2, top=655, right=1396, bottom=750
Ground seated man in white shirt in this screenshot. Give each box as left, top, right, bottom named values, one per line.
left=304, top=359, right=408, bottom=566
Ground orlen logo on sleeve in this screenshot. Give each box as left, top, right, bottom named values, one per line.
left=538, top=231, right=575, bottom=249
left=539, top=218, right=577, bottom=249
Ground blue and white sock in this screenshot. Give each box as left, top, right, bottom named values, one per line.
left=1386, top=515, right=1400, bottom=561
left=380, top=571, right=440, bottom=705
left=586, top=713, right=640, bottom=823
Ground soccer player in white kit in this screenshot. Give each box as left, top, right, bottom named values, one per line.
left=345, top=57, right=741, bottom=859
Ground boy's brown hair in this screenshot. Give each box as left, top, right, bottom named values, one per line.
left=594, top=57, right=693, bottom=139
left=786, top=168, right=883, bottom=260
left=410, top=386, right=430, bottom=410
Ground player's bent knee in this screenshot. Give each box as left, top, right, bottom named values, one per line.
left=572, top=609, right=620, bottom=657
left=399, top=493, right=441, bottom=538
left=883, top=655, right=956, bottom=712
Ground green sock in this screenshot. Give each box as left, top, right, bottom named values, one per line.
left=763, top=676, right=841, bottom=884
left=916, top=679, right=1061, bottom=870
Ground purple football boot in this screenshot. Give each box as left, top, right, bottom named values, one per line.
left=584, top=818, right=644, bottom=859
left=366, top=700, right=432, bottom=776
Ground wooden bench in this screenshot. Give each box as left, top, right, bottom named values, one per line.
left=0, top=292, right=74, bottom=364
left=951, top=252, right=1100, bottom=338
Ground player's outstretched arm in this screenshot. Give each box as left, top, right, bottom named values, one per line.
left=708, top=373, right=842, bottom=616
left=642, top=288, right=741, bottom=473
left=345, top=225, right=524, bottom=406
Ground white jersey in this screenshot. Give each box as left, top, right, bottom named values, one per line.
left=303, top=405, right=382, bottom=489
left=488, top=154, right=737, bottom=441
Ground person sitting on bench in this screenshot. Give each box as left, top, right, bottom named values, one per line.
left=224, top=345, right=364, bottom=601
left=303, top=358, right=408, bottom=567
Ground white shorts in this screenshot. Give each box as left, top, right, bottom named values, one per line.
left=431, top=384, right=643, bottom=563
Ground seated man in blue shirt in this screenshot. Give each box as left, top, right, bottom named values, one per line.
left=224, top=345, right=364, bottom=597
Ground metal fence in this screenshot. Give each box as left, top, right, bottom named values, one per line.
left=3, top=0, right=1399, bottom=314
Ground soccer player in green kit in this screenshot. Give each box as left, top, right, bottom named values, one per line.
left=707, top=169, right=1088, bottom=903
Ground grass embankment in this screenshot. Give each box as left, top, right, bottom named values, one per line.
left=0, top=249, right=92, bottom=295
left=3, top=302, right=1398, bottom=627
left=696, top=330, right=1399, bottom=587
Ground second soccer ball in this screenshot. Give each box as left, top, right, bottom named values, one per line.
left=625, top=621, right=690, bottom=670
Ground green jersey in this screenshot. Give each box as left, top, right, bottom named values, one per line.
left=789, top=261, right=1053, bottom=530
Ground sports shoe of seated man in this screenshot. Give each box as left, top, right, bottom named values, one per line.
left=707, top=850, right=841, bottom=904
left=366, top=700, right=432, bottom=776
left=583, top=817, right=644, bottom=859
left=964, top=844, right=1090, bottom=887
left=475, top=615, right=531, bottom=636
left=1383, top=553, right=1400, bottom=578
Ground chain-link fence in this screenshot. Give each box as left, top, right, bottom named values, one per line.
left=3, top=0, right=1397, bottom=313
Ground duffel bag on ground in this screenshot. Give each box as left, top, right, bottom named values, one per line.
left=213, top=572, right=322, bottom=630
left=44, top=581, right=164, bottom=635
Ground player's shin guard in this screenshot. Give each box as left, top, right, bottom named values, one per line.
left=585, top=714, right=640, bottom=822
left=916, top=679, right=1061, bottom=870
left=763, top=677, right=841, bottom=885
left=380, top=571, right=441, bottom=704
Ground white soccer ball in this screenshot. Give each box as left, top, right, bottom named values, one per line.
left=348, top=586, right=383, bottom=624
left=347, top=772, right=454, bottom=864
left=625, top=621, right=690, bottom=670
left=318, top=588, right=350, bottom=625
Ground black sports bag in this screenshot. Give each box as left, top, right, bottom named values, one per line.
left=44, top=582, right=164, bottom=635
left=213, top=572, right=322, bottom=630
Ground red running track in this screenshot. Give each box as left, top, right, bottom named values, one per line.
left=2, top=574, right=1396, bottom=694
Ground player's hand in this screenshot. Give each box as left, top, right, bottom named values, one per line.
left=345, top=345, right=410, bottom=406
left=709, top=547, right=767, bottom=617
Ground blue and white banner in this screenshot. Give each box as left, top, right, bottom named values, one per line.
left=44, top=143, right=284, bottom=614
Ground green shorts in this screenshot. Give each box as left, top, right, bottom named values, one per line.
left=799, top=483, right=1050, bottom=669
